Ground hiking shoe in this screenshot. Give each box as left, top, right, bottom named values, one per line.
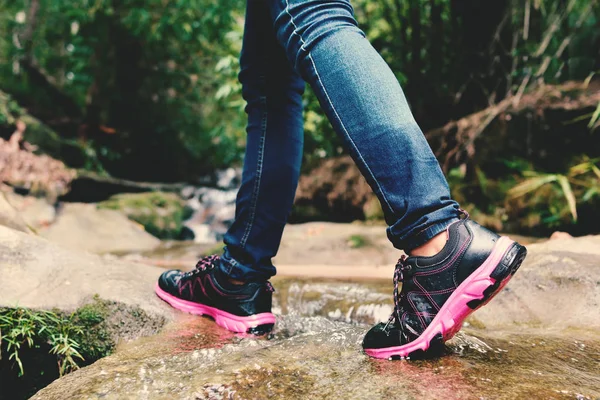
left=362, top=217, right=527, bottom=359
left=155, top=255, right=276, bottom=334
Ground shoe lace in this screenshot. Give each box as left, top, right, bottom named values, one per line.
left=183, top=254, right=220, bottom=278
left=383, top=255, right=414, bottom=338
left=265, top=281, right=275, bottom=293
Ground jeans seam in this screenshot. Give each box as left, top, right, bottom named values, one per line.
left=241, top=95, right=268, bottom=247
left=283, top=0, right=395, bottom=216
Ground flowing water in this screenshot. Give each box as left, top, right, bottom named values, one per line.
left=33, top=277, right=600, bottom=400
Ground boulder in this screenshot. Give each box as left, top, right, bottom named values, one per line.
left=98, top=192, right=191, bottom=240
left=30, top=235, right=600, bottom=400
left=39, top=203, right=160, bottom=254
left=0, top=225, right=171, bottom=320
left=0, top=190, right=33, bottom=233
left=0, top=225, right=172, bottom=399
left=2, top=191, right=56, bottom=229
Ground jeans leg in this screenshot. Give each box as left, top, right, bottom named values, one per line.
left=267, top=0, right=460, bottom=251
left=221, top=0, right=305, bottom=281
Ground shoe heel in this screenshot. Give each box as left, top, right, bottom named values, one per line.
left=467, top=241, right=527, bottom=310
left=247, top=323, right=274, bottom=335
left=490, top=242, right=527, bottom=281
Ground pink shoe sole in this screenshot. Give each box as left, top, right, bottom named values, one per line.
left=155, top=283, right=276, bottom=333
left=365, top=236, right=527, bottom=359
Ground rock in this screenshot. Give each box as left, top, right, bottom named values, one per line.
left=39, top=203, right=160, bottom=254
left=0, top=190, right=33, bottom=233
left=2, top=191, right=56, bottom=229
left=1, top=297, right=167, bottom=400
left=60, top=171, right=188, bottom=203
left=0, top=224, right=172, bottom=397
left=0, top=225, right=171, bottom=320
left=550, top=231, right=573, bottom=240
left=98, top=192, right=192, bottom=240
left=31, top=235, right=600, bottom=399
left=276, top=222, right=397, bottom=266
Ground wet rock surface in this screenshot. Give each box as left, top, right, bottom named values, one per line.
left=32, top=236, right=600, bottom=400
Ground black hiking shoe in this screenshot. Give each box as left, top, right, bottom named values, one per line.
left=363, top=217, right=527, bottom=359
left=155, top=255, right=276, bottom=334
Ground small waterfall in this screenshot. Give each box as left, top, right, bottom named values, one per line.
left=180, top=168, right=241, bottom=243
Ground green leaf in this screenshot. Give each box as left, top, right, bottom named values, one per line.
left=556, top=175, right=578, bottom=221
left=508, top=174, right=558, bottom=198
left=589, top=102, right=600, bottom=129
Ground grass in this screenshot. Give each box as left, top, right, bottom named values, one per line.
left=0, top=308, right=84, bottom=377
left=0, top=297, right=114, bottom=379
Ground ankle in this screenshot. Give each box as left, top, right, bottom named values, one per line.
left=408, top=231, right=448, bottom=257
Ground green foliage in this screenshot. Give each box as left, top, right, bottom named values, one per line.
left=1, top=0, right=599, bottom=235
left=0, top=307, right=84, bottom=377
left=70, top=300, right=113, bottom=361
left=0, top=91, right=23, bottom=125
left=1, top=0, right=596, bottom=180
left=508, top=157, right=600, bottom=224
left=0, top=297, right=120, bottom=382
left=590, top=102, right=600, bottom=129
left=0, top=0, right=246, bottom=179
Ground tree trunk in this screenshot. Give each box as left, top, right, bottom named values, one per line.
left=429, top=0, right=444, bottom=86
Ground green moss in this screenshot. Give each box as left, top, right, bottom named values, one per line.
left=70, top=298, right=113, bottom=361
left=98, top=191, right=192, bottom=239
left=347, top=234, right=370, bottom=249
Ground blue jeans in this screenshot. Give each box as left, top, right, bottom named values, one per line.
left=220, top=0, right=460, bottom=281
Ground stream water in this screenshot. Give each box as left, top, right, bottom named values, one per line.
left=33, top=277, right=600, bottom=400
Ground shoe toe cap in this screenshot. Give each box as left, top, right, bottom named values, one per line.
left=158, top=269, right=183, bottom=293
left=363, top=322, right=399, bottom=350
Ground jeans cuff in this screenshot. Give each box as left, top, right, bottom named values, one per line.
left=402, top=217, right=460, bottom=252
left=218, top=248, right=275, bottom=282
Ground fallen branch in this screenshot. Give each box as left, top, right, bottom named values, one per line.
left=426, top=81, right=600, bottom=172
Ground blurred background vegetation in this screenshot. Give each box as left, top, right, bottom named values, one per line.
left=0, top=0, right=599, bottom=235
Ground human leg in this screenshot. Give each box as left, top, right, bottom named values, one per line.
left=155, top=0, right=305, bottom=333
left=267, top=0, right=527, bottom=357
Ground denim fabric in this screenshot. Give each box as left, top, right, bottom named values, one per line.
left=220, top=0, right=460, bottom=281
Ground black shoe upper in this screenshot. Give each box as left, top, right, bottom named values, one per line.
left=363, top=218, right=501, bottom=350
left=158, top=255, right=273, bottom=317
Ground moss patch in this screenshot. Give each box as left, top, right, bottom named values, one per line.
left=347, top=234, right=370, bottom=249
left=0, top=297, right=165, bottom=400
left=98, top=191, right=192, bottom=239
